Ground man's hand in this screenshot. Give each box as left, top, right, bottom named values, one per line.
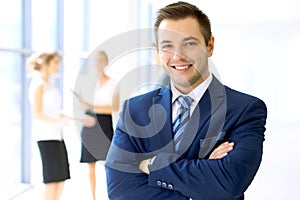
left=209, top=142, right=234, bottom=159
left=139, top=158, right=152, bottom=175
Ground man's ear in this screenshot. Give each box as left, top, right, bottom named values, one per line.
left=207, top=36, right=214, bottom=57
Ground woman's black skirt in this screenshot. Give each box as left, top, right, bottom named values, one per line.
left=80, top=111, right=113, bottom=162
left=37, top=140, right=70, bottom=183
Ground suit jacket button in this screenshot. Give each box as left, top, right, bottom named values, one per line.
left=162, top=182, right=167, bottom=188
left=156, top=180, right=162, bottom=186
left=167, top=184, right=173, bottom=190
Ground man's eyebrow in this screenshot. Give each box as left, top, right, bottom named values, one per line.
left=160, top=40, right=172, bottom=44
left=183, top=36, right=199, bottom=41
left=159, top=36, right=199, bottom=45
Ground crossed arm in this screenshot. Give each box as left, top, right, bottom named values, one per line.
left=106, top=98, right=266, bottom=199
left=139, top=141, right=235, bottom=175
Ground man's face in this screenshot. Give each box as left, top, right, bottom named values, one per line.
left=157, top=17, right=214, bottom=93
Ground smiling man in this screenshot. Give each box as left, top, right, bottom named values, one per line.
left=157, top=16, right=213, bottom=94
left=105, top=2, right=267, bottom=200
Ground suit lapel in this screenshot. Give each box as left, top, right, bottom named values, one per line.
left=199, top=75, right=226, bottom=130
left=197, top=75, right=227, bottom=158
left=175, top=75, right=227, bottom=157
left=151, top=87, right=174, bottom=151
left=150, top=76, right=227, bottom=158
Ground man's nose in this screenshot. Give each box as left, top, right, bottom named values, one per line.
left=172, top=47, right=186, bottom=60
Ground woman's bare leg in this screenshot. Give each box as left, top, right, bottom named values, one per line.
left=55, top=181, right=65, bottom=199
left=88, top=162, right=97, bottom=200
left=44, top=181, right=65, bottom=200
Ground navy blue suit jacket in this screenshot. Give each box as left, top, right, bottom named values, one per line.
left=105, top=75, right=267, bottom=200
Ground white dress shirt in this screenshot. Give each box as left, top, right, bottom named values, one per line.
left=171, top=73, right=212, bottom=121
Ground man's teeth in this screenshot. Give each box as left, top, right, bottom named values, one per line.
left=174, top=65, right=190, bottom=70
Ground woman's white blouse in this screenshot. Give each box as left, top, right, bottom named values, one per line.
left=29, top=77, right=64, bottom=141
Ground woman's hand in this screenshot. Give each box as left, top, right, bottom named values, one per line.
left=81, top=114, right=96, bottom=127
left=80, top=100, right=93, bottom=110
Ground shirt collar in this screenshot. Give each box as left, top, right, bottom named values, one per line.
left=171, top=73, right=213, bottom=104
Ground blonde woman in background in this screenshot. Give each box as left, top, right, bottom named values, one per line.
left=27, top=52, right=70, bottom=200
left=75, top=50, right=119, bottom=200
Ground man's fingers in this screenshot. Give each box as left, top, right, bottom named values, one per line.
left=216, top=152, right=228, bottom=159
left=209, top=142, right=234, bottom=159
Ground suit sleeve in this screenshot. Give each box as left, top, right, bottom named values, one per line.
left=148, top=98, right=267, bottom=199
left=105, top=99, right=188, bottom=200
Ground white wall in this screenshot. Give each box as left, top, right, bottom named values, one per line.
left=60, top=1, right=300, bottom=199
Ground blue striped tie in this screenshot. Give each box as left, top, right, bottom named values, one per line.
left=173, top=95, right=193, bottom=150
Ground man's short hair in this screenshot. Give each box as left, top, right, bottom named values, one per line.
left=154, top=1, right=212, bottom=46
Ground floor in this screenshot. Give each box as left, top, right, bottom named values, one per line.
left=6, top=120, right=300, bottom=200
left=9, top=162, right=108, bottom=200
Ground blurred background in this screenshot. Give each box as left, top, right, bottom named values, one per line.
left=0, top=0, right=299, bottom=199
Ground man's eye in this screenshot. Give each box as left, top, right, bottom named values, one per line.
left=185, top=41, right=197, bottom=46
left=161, top=44, right=173, bottom=49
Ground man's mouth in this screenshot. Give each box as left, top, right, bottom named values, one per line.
left=171, top=64, right=193, bottom=70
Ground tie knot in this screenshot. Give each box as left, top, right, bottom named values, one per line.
left=177, top=95, right=193, bottom=109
